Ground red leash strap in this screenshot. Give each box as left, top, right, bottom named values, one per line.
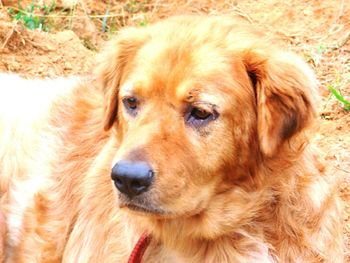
left=128, top=234, right=151, bottom=263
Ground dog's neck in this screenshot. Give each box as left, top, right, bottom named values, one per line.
left=142, top=218, right=276, bottom=262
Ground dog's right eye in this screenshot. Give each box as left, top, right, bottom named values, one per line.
left=122, top=97, right=138, bottom=115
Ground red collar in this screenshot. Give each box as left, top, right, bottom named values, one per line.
left=128, top=234, right=151, bottom=263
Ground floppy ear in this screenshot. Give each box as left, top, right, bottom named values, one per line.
left=95, top=28, right=148, bottom=131
left=243, top=50, right=318, bottom=157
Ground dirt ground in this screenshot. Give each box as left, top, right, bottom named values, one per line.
left=0, top=0, right=349, bottom=260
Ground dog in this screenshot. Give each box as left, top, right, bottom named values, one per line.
left=0, top=15, right=344, bottom=262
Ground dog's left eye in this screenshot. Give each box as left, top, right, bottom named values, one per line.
left=186, top=107, right=216, bottom=128
left=123, top=97, right=138, bottom=115
left=191, top=108, right=211, bottom=120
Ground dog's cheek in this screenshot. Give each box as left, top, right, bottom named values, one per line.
left=206, top=113, right=257, bottom=184
left=155, top=139, right=230, bottom=212
left=148, top=133, right=218, bottom=212
left=155, top=176, right=217, bottom=213
left=112, top=103, right=137, bottom=148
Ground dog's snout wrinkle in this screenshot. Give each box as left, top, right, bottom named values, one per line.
left=111, top=160, right=154, bottom=198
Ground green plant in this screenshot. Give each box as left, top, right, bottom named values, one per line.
left=327, top=85, right=350, bottom=111
left=138, top=16, right=148, bottom=27
left=101, top=0, right=111, bottom=33
left=82, top=37, right=97, bottom=52
left=7, top=0, right=56, bottom=32
left=305, top=44, right=327, bottom=66
left=107, top=18, right=118, bottom=35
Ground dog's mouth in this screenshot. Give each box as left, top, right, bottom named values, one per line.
left=119, top=201, right=166, bottom=216
left=119, top=199, right=207, bottom=221
left=116, top=190, right=207, bottom=219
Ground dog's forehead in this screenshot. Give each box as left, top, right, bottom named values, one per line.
left=123, top=45, right=235, bottom=93
left=119, top=24, right=253, bottom=108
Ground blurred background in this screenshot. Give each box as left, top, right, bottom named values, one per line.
left=0, top=0, right=349, bottom=260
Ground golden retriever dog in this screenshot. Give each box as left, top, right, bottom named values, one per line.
left=0, top=15, right=344, bottom=262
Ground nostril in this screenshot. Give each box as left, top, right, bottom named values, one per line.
left=115, top=178, right=123, bottom=186
left=148, top=170, right=154, bottom=178
left=131, top=180, right=141, bottom=189
left=131, top=170, right=153, bottom=190
left=131, top=180, right=146, bottom=193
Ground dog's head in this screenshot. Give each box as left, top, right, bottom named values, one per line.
left=96, top=16, right=317, bottom=234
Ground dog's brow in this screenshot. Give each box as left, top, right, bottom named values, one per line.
left=176, top=83, right=200, bottom=102
left=120, top=81, right=135, bottom=95
left=193, top=101, right=217, bottom=108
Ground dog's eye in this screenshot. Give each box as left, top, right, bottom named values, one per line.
left=186, top=107, right=216, bottom=128
left=191, top=108, right=211, bottom=120
left=122, top=97, right=138, bottom=115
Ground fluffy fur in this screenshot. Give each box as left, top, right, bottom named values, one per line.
left=0, top=16, right=344, bottom=262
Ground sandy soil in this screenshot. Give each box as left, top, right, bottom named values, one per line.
left=0, top=0, right=349, bottom=260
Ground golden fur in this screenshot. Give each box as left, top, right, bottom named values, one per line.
left=0, top=16, right=344, bottom=262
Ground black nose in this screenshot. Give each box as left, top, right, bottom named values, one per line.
left=111, top=160, right=154, bottom=198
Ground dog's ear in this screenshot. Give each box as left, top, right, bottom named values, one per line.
left=243, top=50, right=318, bottom=157
left=95, top=28, right=148, bottom=131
